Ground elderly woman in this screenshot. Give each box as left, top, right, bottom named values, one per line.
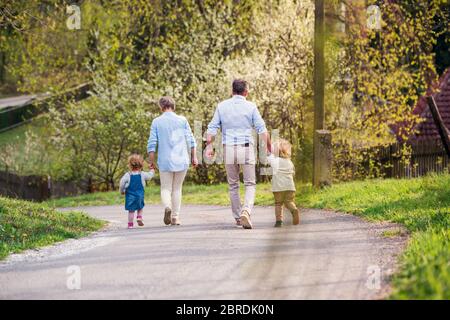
left=147, top=96, right=198, bottom=226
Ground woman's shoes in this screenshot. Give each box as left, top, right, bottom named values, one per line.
left=164, top=207, right=180, bottom=225
left=164, top=207, right=172, bottom=225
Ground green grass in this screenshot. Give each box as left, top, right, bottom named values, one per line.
left=47, top=182, right=275, bottom=208
left=0, top=197, right=105, bottom=260
left=301, top=174, right=450, bottom=300
left=46, top=173, right=450, bottom=299
left=0, top=122, right=31, bottom=149
left=47, top=181, right=317, bottom=208
left=0, top=118, right=48, bottom=174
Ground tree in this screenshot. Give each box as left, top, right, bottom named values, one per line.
left=1, top=0, right=133, bottom=94
left=43, top=66, right=158, bottom=190
left=139, top=0, right=262, bottom=183
left=227, top=0, right=315, bottom=180
left=329, top=0, right=449, bottom=180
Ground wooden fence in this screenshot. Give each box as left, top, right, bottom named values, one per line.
left=373, top=140, right=449, bottom=178
left=0, top=170, right=89, bottom=202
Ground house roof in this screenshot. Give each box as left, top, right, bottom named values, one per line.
left=410, top=68, right=450, bottom=142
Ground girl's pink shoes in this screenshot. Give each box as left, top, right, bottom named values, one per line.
left=128, top=216, right=144, bottom=229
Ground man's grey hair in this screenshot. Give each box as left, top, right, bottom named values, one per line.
left=159, top=96, right=175, bottom=110
left=232, top=79, right=248, bottom=95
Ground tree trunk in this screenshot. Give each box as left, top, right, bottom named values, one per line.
left=313, top=0, right=325, bottom=187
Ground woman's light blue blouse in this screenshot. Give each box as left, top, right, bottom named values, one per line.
left=147, top=112, right=196, bottom=172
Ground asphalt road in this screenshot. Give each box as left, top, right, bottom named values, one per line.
left=0, top=205, right=405, bottom=300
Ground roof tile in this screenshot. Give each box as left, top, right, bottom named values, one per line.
left=410, top=68, right=450, bottom=142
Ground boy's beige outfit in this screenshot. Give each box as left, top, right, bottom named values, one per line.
left=267, top=154, right=300, bottom=223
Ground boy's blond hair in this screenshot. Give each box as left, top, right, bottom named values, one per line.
left=275, top=139, right=292, bottom=158
left=128, top=154, right=144, bottom=171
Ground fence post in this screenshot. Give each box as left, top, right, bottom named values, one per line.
left=313, top=130, right=332, bottom=187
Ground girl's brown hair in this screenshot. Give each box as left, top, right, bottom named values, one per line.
left=128, top=154, right=144, bottom=171
left=276, top=139, right=292, bottom=159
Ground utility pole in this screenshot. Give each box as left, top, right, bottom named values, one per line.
left=313, top=0, right=328, bottom=187
left=313, top=0, right=325, bottom=133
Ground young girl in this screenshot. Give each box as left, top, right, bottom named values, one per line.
left=119, top=154, right=155, bottom=229
left=267, top=139, right=300, bottom=227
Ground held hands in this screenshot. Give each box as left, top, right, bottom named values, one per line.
left=204, top=144, right=214, bottom=159
left=147, top=161, right=157, bottom=170
left=192, top=156, right=199, bottom=168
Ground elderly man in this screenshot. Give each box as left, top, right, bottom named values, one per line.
left=206, top=79, right=271, bottom=229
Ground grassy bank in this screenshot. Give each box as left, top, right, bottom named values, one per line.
left=47, top=173, right=450, bottom=299
left=301, top=174, right=450, bottom=300
left=0, top=121, right=31, bottom=148
left=0, top=118, right=49, bottom=175
left=0, top=197, right=105, bottom=260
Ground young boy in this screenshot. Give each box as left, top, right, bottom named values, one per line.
left=267, top=139, right=300, bottom=227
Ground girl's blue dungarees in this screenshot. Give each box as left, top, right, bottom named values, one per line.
left=125, top=173, right=145, bottom=211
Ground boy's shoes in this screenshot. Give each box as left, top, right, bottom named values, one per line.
left=240, top=210, right=253, bottom=229
left=137, top=215, right=144, bottom=227
left=171, top=217, right=181, bottom=226
left=127, top=222, right=134, bottom=229
left=274, top=221, right=283, bottom=228
left=292, top=209, right=300, bottom=225
left=164, top=207, right=172, bottom=225
left=235, top=218, right=242, bottom=227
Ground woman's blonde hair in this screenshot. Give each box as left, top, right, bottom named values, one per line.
left=128, top=154, right=144, bottom=171
left=275, top=139, right=292, bottom=158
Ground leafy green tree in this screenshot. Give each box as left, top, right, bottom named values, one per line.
left=4, top=0, right=448, bottom=185
left=227, top=0, right=315, bottom=181
left=43, top=67, right=158, bottom=190
left=137, top=0, right=262, bottom=183
left=329, top=0, right=449, bottom=180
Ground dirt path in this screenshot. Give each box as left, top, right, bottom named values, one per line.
left=0, top=205, right=406, bottom=299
